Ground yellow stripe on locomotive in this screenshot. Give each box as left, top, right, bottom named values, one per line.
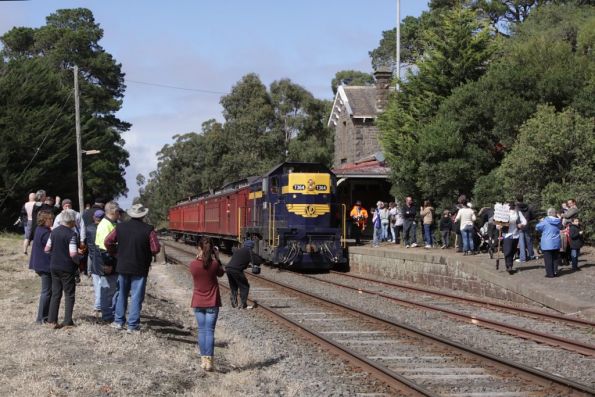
left=281, top=173, right=330, bottom=195
left=286, top=204, right=330, bottom=218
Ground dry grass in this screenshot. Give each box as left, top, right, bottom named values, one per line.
left=0, top=234, right=308, bottom=396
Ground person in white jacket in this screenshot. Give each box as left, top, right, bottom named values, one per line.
left=498, top=201, right=527, bottom=273
left=455, top=203, right=476, bottom=255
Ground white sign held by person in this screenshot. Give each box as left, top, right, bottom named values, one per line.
left=493, top=202, right=510, bottom=223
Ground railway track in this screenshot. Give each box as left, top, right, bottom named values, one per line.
left=295, top=271, right=595, bottom=357
left=162, top=241, right=595, bottom=396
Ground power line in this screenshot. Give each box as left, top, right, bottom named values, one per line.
left=0, top=90, right=74, bottom=210
left=125, top=79, right=228, bottom=95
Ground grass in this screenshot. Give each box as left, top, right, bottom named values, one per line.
left=0, top=234, right=306, bottom=396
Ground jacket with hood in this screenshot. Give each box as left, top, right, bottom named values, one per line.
left=515, top=202, right=535, bottom=225
left=536, top=216, right=562, bottom=251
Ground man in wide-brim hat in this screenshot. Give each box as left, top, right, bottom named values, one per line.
left=104, top=203, right=160, bottom=333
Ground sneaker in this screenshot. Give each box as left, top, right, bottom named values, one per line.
left=410, top=243, right=418, bottom=248
left=127, top=328, right=141, bottom=334
left=424, top=245, right=431, bottom=249
left=111, top=322, right=124, bottom=330
left=440, top=245, right=446, bottom=249
left=405, top=244, right=410, bottom=248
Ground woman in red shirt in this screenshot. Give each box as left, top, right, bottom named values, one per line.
left=190, top=238, right=224, bottom=371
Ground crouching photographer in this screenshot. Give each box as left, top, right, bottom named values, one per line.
left=225, top=239, right=264, bottom=309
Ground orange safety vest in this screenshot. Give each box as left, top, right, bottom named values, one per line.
left=350, top=206, right=368, bottom=231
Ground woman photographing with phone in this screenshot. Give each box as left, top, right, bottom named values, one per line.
left=189, top=238, right=224, bottom=372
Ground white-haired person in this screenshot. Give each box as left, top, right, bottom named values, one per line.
left=95, top=201, right=120, bottom=322
left=372, top=202, right=383, bottom=247
left=44, top=209, right=81, bottom=328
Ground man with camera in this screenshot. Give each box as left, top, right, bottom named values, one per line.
left=225, top=239, right=264, bottom=309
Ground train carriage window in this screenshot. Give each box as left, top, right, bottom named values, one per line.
left=270, top=176, right=279, bottom=194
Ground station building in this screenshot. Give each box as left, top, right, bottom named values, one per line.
left=328, top=68, right=393, bottom=238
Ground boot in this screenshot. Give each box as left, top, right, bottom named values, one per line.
left=200, top=356, right=207, bottom=370
left=203, top=356, right=214, bottom=372
left=230, top=294, right=238, bottom=308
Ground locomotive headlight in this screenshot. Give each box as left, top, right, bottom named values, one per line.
left=304, top=243, right=318, bottom=253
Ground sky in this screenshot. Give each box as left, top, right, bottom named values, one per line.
left=0, top=0, right=427, bottom=209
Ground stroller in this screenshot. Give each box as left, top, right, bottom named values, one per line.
left=475, top=223, right=495, bottom=258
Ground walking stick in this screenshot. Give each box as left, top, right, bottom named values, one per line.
left=495, top=227, right=502, bottom=270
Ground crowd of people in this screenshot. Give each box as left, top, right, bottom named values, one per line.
left=24, top=190, right=160, bottom=333
left=20, top=189, right=263, bottom=373
left=350, top=195, right=585, bottom=277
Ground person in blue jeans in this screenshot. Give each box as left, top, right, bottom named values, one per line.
left=568, top=218, right=583, bottom=271
left=104, top=204, right=160, bottom=333
left=190, top=238, right=224, bottom=371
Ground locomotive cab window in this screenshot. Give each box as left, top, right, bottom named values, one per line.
left=270, top=176, right=279, bottom=194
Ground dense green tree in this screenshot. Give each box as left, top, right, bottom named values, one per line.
left=330, top=70, right=374, bottom=94
left=0, top=8, right=129, bottom=225
left=270, top=78, right=333, bottom=164
left=378, top=5, right=494, bottom=202
left=219, top=73, right=283, bottom=181
left=475, top=106, right=595, bottom=236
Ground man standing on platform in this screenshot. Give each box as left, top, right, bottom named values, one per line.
left=350, top=201, right=368, bottom=246
left=515, top=194, right=537, bottom=263
left=402, top=196, right=418, bottom=248
left=105, top=203, right=160, bottom=333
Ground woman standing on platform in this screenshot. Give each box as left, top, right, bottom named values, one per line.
left=536, top=208, right=562, bottom=278
left=190, top=238, right=224, bottom=371
left=500, top=201, right=527, bottom=274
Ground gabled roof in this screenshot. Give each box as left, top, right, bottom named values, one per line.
left=328, top=85, right=378, bottom=127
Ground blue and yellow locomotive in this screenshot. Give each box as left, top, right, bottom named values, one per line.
left=243, top=162, right=347, bottom=270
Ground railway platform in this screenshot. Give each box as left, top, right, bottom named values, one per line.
left=348, top=244, right=595, bottom=320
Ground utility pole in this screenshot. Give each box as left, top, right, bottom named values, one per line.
left=74, top=65, right=84, bottom=212
left=396, top=0, right=401, bottom=91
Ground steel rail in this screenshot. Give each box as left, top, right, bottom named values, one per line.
left=162, top=242, right=435, bottom=396
left=330, top=270, right=595, bottom=327
left=301, top=273, right=595, bottom=357
left=248, top=272, right=595, bottom=396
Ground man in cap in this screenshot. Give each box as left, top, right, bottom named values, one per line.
left=225, top=240, right=264, bottom=309
left=105, top=203, right=160, bottom=333
left=53, top=198, right=85, bottom=242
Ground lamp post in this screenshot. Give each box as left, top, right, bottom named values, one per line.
left=74, top=66, right=84, bottom=212
left=396, top=0, right=401, bottom=91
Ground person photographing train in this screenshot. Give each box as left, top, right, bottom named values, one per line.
left=225, top=239, right=264, bottom=309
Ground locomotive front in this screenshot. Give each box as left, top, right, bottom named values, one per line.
left=245, top=163, right=346, bottom=271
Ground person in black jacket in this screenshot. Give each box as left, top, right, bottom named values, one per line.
left=401, top=196, right=418, bottom=248
left=104, top=204, right=160, bottom=333
left=226, top=240, right=264, bottom=309
left=439, top=210, right=453, bottom=249
left=569, top=218, right=584, bottom=271
left=44, top=209, right=80, bottom=328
